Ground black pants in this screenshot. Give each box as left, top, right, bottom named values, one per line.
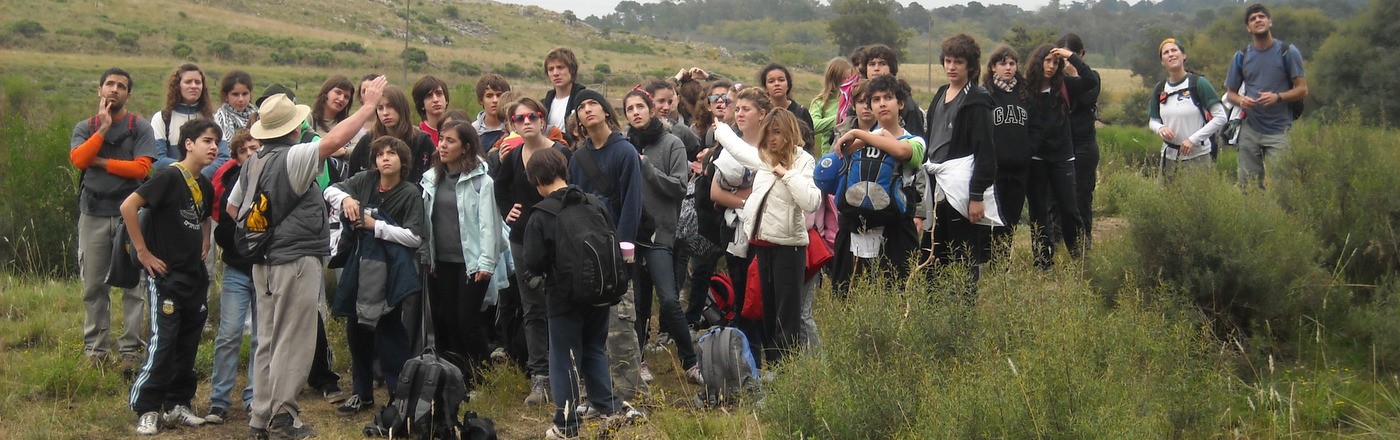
left=1028, top=159, right=1083, bottom=269
left=430, top=261, right=490, bottom=385
left=1073, top=139, right=1099, bottom=248
left=932, top=201, right=989, bottom=296
left=724, top=250, right=763, bottom=365
left=130, top=276, right=208, bottom=414
left=831, top=214, right=919, bottom=295
left=346, top=303, right=411, bottom=400
left=752, top=244, right=805, bottom=364
left=305, top=315, right=340, bottom=391
left=991, top=154, right=1031, bottom=262
left=684, top=245, right=723, bottom=327
left=493, top=274, right=529, bottom=375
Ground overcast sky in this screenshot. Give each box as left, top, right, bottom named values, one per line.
left=503, top=0, right=1056, bottom=20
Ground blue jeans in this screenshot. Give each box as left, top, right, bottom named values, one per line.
left=633, top=246, right=699, bottom=369
left=549, top=306, right=620, bottom=435
left=209, top=266, right=256, bottom=411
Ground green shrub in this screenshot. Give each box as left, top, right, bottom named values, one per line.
left=7, top=19, right=46, bottom=38
left=207, top=40, right=232, bottom=59
left=170, top=42, right=193, bottom=59
left=594, top=39, right=655, bottom=55
left=1087, top=168, right=1331, bottom=340
left=1272, top=116, right=1400, bottom=285
left=762, top=268, right=1233, bottom=438
left=330, top=41, right=365, bottom=54
left=1097, top=124, right=1159, bottom=173
left=0, top=113, right=79, bottom=276
left=400, top=47, right=428, bottom=70
left=448, top=60, right=481, bottom=76
left=115, top=32, right=139, bottom=49
left=497, top=62, right=528, bottom=79
left=444, top=5, right=459, bottom=19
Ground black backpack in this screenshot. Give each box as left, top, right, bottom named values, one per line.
left=1234, top=39, right=1304, bottom=120
left=369, top=349, right=467, bottom=439
left=533, top=188, right=629, bottom=307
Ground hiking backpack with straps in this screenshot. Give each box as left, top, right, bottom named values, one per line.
left=1234, top=39, right=1304, bottom=120
left=835, top=133, right=917, bottom=226
left=532, top=189, right=629, bottom=307
left=696, top=325, right=761, bottom=406
left=1152, top=73, right=1223, bottom=160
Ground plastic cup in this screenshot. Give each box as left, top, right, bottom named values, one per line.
left=619, top=242, right=636, bottom=262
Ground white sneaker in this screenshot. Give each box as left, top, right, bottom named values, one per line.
left=686, top=364, right=704, bottom=384
left=490, top=347, right=507, bottom=362
left=639, top=361, right=654, bottom=383
left=544, top=425, right=578, bottom=440
left=136, top=411, right=159, bottom=435
left=161, top=405, right=206, bottom=427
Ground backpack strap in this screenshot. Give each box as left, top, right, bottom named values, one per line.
left=574, top=146, right=618, bottom=211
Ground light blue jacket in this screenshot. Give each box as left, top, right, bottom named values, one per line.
left=421, top=162, right=504, bottom=275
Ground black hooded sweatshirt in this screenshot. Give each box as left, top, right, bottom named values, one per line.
left=926, top=83, right=997, bottom=201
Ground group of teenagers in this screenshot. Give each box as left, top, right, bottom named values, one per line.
left=68, top=3, right=1306, bottom=438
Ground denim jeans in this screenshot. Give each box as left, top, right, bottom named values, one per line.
left=209, top=265, right=256, bottom=411
left=548, top=305, right=621, bottom=436
left=633, top=246, right=699, bottom=369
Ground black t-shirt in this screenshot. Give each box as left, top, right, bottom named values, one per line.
left=494, top=143, right=572, bottom=244
left=135, top=165, right=214, bottom=275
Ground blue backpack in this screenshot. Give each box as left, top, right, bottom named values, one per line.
left=835, top=135, right=916, bottom=226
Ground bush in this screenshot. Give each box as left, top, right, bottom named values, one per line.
left=444, top=5, right=459, bottom=19
left=170, top=42, right=193, bottom=59
left=330, top=41, right=365, bottom=54
left=1272, top=116, right=1400, bottom=285
left=762, top=268, right=1233, bottom=438
left=207, top=40, right=232, bottom=59
left=1096, top=124, right=1159, bottom=173
left=0, top=112, right=80, bottom=276
left=1088, top=168, right=1332, bottom=340
left=448, top=60, right=481, bottom=76
left=594, top=39, right=655, bottom=55
left=400, top=47, right=428, bottom=70
left=497, top=62, right=528, bottom=79
left=7, top=19, right=46, bottom=38
left=115, top=32, right=139, bottom=49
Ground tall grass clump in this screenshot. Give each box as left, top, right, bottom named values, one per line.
left=0, top=102, right=80, bottom=276
left=1096, top=124, right=1159, bottom=174
left=1089, top=168, right=1333, bottom=343
left=1271, top=115, right=1400, bottom=286
left=761, top=265, right=1233, bottom=438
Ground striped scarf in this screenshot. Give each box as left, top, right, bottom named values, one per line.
left=214, top=102, right=256, bottom=141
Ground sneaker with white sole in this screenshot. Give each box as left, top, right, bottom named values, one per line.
left=604, top=402, right=645, bottom=427
left=544, top=425, right=578, bottom=440
left=639, top=361, right=654, bottom=383
left=489, top=347, right=507, bottom=362
left=685, top=364, right=703, bottom=384
left=136, top=411, right=159, bottom=435
left=204, top=406, right=227, bottom=425
left=336, top=395, right=374, bottom=416
left=524, top=375, right=550, bottom=405
left=161, top=405, right=205, bottom=427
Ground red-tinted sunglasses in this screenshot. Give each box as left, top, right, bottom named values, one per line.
left=510, top=112, right=543, bottom=123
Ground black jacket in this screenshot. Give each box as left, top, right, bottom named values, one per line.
left=927, top=83, right=997, bottom=201
left=542, top=83, right=588, bottom=146
left=1028, top=82, right=1075, bottom=163
left=987, top=83, right=1033, bottom=168
left=1064, top=54, right=1101, bottom=145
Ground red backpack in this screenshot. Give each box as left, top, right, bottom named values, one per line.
left=702, top=273, right=737, bottom=327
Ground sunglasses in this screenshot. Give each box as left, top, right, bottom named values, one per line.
left=510, top=112, right=543, bottom=123
left=707, top=94, right=731, bottom=105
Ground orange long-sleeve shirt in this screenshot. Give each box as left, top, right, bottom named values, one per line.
left=69, top=130, right=154, bottom=179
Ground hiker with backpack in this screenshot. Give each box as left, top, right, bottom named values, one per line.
left=70, top=68, right=156, bottom=376
left=419, top=120, right=502, bottom=390
left=324, top=136, right=426, bottom=417
left=151, top=63, right=216, bottom=171
left=1150, top=38, right=1228, bottom=175
left=225, top=75, right=387, bottom=439
left=620, top=89, right=705, bottom=385
left=565, top=89, right=649, bottom=403
left=828, top=75, right=927, bottom=291
left=1025, top=44, right=1085, bottom=270
left=123, top=119, right=221, bottom=436
left=1225, top=3, right=1309, bottom=190
left=493, top=97, right=574, bottom=405
left=715, top=107, right=822, bottom=364
left=522, top=148, right=642, bottom=440
left=920, top=34, right=1000, bottom=291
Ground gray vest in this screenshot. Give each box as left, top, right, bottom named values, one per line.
left=255, top=144, right=330, bottom=265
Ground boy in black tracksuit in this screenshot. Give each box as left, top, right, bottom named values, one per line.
left=923, top=34, right=997, bottom=288
left=124, top=120, right=219, bottom=435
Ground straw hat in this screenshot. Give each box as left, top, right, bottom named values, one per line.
left=250, top=93, right=311, bottom=140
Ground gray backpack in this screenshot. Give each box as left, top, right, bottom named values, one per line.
left=696, top=326, right=760, bottom=406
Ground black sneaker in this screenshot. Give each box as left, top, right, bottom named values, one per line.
left=336, top=395, right=374, bottom=416
left=320, top=383, right=349, bottom=403
left=205, top=406, right=227, bottom=425
left=267, top=413, right=316, bottom=440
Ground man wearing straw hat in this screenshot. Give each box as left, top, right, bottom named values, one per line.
left=226, top=76, right=386, bottom=439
